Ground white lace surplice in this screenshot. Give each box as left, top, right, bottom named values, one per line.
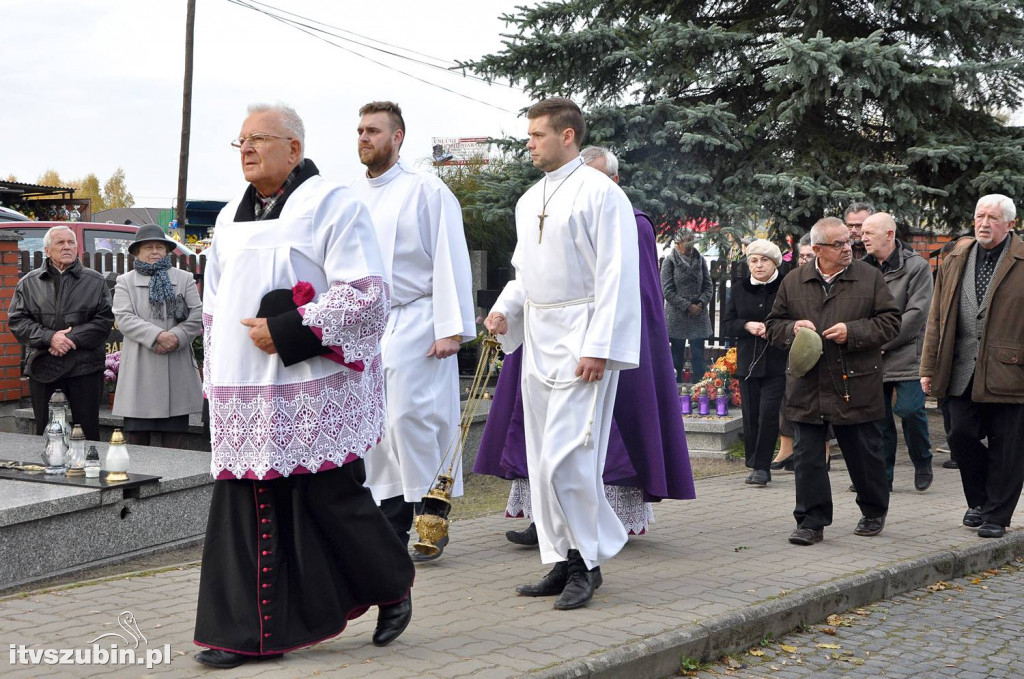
left=203, top=176, right=389, bottom=479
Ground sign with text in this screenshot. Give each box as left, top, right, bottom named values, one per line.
left=431, top=137, right=490, bottom=165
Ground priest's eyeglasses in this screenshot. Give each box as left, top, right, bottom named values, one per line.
left=230, top=134, right=294, bottom=149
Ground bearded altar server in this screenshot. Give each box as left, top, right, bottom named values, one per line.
left=193, top=103, right=414, bottom=669
left=476, top=146, right=695, bottom=545
left=484, top=99, right=641, bottom=610
left=352, top=101, right=476, bottom=562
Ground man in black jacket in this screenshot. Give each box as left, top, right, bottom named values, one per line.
left=8, top=226, right=113, bottom=440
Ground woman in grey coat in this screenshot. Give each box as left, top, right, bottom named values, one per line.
left=112, top=225, right=203, bottom=447
left=660, top=230, right=713, bottom=382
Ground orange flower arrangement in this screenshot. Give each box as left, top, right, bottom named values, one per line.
left=689, top=348, right=741, bottom=410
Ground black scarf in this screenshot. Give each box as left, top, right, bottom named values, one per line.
left=233, top=159, right=320, bottom=223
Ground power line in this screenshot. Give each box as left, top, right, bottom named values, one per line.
left=242, top=0, right=456, bottom=68
left=224, top=0, right=520, bottom=113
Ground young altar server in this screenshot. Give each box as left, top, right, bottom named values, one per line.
left=352, top=101, right=476, bottom=561
left=484, top=98, right=641, bottom=610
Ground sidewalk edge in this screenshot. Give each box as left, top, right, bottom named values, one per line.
left=533, top=532, right=1024, bottom=678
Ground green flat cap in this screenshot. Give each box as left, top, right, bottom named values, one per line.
left=789, top=327, right=822, bottom=378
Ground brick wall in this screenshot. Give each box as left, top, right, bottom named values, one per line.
left=0, top=232, right=26, bottom=402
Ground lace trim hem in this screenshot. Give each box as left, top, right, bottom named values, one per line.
left=504, top=478, right=654, bottom=535
left=209, top=357, right=385, bottom=480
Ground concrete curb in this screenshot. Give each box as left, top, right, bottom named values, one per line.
left=533, top=531, right=1024, bottom=678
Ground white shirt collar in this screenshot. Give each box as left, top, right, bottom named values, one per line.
left=544, top=155, right=585, bottom=180
left=815, top=258, right=847, bottom=283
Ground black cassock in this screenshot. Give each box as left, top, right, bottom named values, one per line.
left=193, top=460, right=414, bottom=655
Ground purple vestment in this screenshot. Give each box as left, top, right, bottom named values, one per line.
left=474, top=210, right=696, bottom=502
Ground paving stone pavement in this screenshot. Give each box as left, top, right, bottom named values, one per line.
left=1, top=410, right=1022, bottom=678
left=684, top=560, right=1024, bottom=679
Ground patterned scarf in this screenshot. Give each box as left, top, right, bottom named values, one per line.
left=254, top=160, right=304, bottom=221
left=134, top=255, right=175, bottom=320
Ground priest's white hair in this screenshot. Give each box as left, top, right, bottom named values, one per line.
left=246, top=102, right=305, bottom=161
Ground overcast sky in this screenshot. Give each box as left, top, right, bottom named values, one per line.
left=3, top=0, right=531, bottom=206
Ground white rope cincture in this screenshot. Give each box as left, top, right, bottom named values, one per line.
left=524, top=297, right=601, bottom=447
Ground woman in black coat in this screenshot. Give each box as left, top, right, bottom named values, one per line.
left=720, top=239, right=789, bottom=486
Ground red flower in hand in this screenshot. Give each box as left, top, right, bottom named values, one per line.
left=292, top=281, right=315, bottom=307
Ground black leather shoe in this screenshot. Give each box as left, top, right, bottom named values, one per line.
left=914, top=464, right=934, bottom=491
left=553, top=552, right=598, bottom=610
left=372, top=596, right=412, bottom=646
left=745, top=469, right=770, bottom=486
left=194, top=650, right=282, bottom=668
left=788, top=527, right=824, bottom=545
left=963, top=506, right=983, bottom=528
left=942, top=458, right=958, bottom=469
left=411, top=535, right=448, bottom=563
left=516, top=560, right=568, bottom=597
left=854, top=514, right=886, bottom=536
left=506, top=522, right=539, bottom=546
left=770, top=457, right=794, bottom=471
left=978, top=522, right=1006, bottom=538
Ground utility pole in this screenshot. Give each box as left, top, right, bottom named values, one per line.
left=175, top=0, right=196, bottom=233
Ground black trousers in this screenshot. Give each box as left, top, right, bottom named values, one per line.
left=29, top=372, right=103, bottom=442
left=739, top=374, right=785, bottom=471
left=793, top=420, right=888, bottom=530
left=379, top=495, right=419, bottom=546
left=946, top=383, right=1024, bottom=527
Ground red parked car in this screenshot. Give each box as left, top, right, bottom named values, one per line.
left=4, top=221, right=196, bottom=259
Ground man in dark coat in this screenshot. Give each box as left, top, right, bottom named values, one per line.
left=9, top=225, right=113, bottom=441
left=767, top=217, right=900, bottom=546
left=920, top=194, right=1024, bottom=538
left=860, top=212, right=934, bottom=491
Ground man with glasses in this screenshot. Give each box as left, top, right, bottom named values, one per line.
left=796, top=233, right=815, bottom=266
left=192, top=103, right=414, bottom=669
left=844, top=201, right=875, bottom=261
left=767, top=217, right=900, bottom=546
left=921, top=194, right=1024, bottom=539
left=351, top=101, right=475, bottom=562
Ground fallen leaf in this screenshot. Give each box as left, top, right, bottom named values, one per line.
left=770, top=666, right=779, bottom=670
left=749, top=648, right=765, bottom=656
left=816, top=643, right=841, bottom=649
left=779, top=644, right=798, bottom=653
left=842, top=657, right=866, bottom=665
left=820, top=627, right=837, bottom=635
left=826, top=614, right=844, bottom=625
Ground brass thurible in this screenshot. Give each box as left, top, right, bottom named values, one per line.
left=412, top=335, right=502, bottom=556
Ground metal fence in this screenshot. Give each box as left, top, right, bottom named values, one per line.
left=19, top=252, right=206, bottom=295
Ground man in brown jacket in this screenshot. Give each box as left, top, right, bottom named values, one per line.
left=767, top=217, right=901, bottom=546
left=920, top=194, right=1024, bottom=539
